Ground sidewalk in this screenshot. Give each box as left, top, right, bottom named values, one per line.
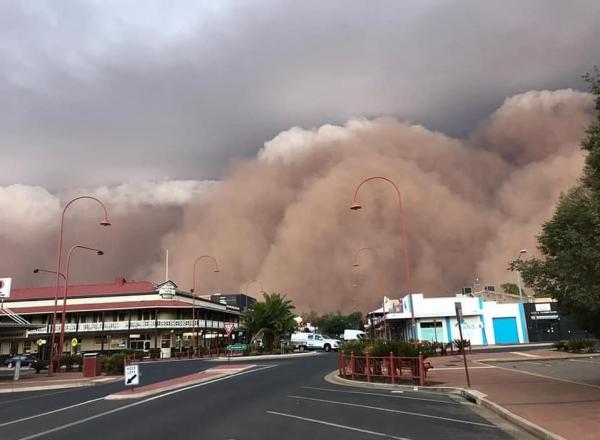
left=425, top=349, right=600, bottom=440
left=0, top=370, right=120, bottom=393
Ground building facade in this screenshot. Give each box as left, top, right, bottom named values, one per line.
left=368, top=293, right=529, bottom=345
left=0, top=279, right=243, bottom=358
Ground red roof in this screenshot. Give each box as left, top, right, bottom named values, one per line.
left=9, top=300, right=192, bottom=315
left=9, top=281, right=156, bottom=301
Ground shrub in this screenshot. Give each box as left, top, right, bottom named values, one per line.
left=553, top=340, right=568, bottom=351
left=107, top=353, right=126, bottom=375
left=149, top=348, right=161, bottom=359
left=567, top=338, right=597, bottom=353
left=453, top=339, right=471, bottom=353
left=341, top=340, right=369, bottom=356
left=61, top=354, right=76, bottom=371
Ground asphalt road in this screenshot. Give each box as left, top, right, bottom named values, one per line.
left=0, top=354, right=531, bottom=440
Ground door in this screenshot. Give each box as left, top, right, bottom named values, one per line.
left=493, top=317, right=519, bottom=344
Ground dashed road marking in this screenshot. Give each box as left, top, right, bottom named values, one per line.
left=287, top=395, right=498, bottom=428
left=267, top=411, right=413, bottom=439
left=300, top=386, right=462, bottom=404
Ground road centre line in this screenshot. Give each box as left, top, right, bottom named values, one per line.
left=287, top=395, right=498, bottom=428
left=13, top=365, right=277, bottom=440
left=0, top=388, right=81, bottom=405
left=266, top=411, right=413, bottom=440
left=434, top=366, right=496, bottom=370
left=300, top=386, right=463, bottom=404
left=0, top=397, right=105, bottom=428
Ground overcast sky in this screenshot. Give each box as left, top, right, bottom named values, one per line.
left=2, top=0, right=599, bottom=190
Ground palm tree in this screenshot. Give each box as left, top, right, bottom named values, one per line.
left=242, top=292, right=297, bottom=352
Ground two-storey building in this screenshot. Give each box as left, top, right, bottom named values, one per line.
left=0, top=278, right=243, bottom=358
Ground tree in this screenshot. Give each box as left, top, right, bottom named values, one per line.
left=241, top=292, right=297, bottom=351
left=513, top=69, right=600, bottom=336
left=500, top=283, right=523, bottom=296
left=312, top=312, right=364, bottom=337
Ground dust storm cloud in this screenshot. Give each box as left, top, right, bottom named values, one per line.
left=147, top=89, right=596, bottom=312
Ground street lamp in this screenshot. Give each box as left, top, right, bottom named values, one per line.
left=243, top=280, right=265, bottom=311
left=57, top=246, right=104, bottom=363
left=191, top=255, right=220, bottom=355
left=516, top=249, right=527, bottom=303
left=350, top=176, right=416, bottom=340
left=49, top=196, right=111, bottom=375
left=352, top=247, right=388, bottom=339
left=33, top=268, right=66, bottom=282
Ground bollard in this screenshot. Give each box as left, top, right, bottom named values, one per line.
left=13, top=359, right=21, bottom=381
left=390, top=352, right=395, bottom=384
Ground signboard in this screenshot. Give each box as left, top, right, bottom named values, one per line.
left=36, top=339, right=46, bottom=347
left=71, top=338, right=78, bottom=347
left=454, top=302, right=463, bottom=320
left=124, top=364, right=140, bottom=386
left=0, top=277, right=12, bottom=298
left=224, top=322, right=235, bottom=336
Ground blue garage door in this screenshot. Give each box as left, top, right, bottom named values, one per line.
left=493, top=317, right=519, bottom=344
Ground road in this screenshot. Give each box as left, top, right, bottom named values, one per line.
left=0, top=354, right=531, bottom=440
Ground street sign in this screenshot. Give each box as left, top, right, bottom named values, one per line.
left=71, top=338, right=78, bottom=347
left=224, top=322, right=235, bottom=336
left=124, top=364, right=140, bottom=386
left=0, top=277, right=12, bottom=298
left=454, top=302, right=463, bottom=321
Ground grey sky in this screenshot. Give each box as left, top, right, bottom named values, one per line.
left=1, top=0, right=599, bottom=190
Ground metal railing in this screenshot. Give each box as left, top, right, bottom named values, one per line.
left=0, top=306, right=31, bottom=325
left=339, top=352, right=427, bottom=386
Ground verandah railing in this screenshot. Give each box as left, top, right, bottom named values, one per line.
left=338, top=352, right=427, bottom=386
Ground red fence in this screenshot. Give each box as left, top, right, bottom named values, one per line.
left=338, top=352, right=427, bottom=386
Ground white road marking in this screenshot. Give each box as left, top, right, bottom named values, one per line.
left=300, top=386, right=462, bottom=404
left=568, top=358, right=600, bottom=364
left=13, top=364, right=277, bottom=439
left=0, top=398, right=105, bottom=427
left=267, top=411, right=413, bottom=440
left=434, top=366, right=496, bottom=370
left=287, top=395, right=498, bottom=428
left=509, top=352, right=542, bottom=358
left=491, top=363, right=600, bottom=390
left=0, top=388, right=80, bottom=405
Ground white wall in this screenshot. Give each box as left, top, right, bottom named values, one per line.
left=482, top=302, right=526, bottom=345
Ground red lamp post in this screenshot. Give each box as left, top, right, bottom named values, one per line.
left=350, top=176, right=416, bottom=340
left=49, top=196, right=111, bottom=375
left=57, top=246, right=104, bottom=362
left=191, top=255, right=220, bottom=355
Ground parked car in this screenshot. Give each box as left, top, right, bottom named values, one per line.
left=3, top=354, right=40, bottom=367
left=290, top=332, right=340, bottom=352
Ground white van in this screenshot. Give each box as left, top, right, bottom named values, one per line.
left=342, top=329, right=367, bottom=341
left=290, top=332, right=340, bottom=352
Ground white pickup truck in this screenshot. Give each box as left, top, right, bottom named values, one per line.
left=290, top=332, right=340, bottom=352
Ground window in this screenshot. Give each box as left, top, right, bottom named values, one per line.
left=23, top=340, right=31, bottom=353
left=161, top=334, right=171, bottom=349
left=420, top=322, right=443, bottom=329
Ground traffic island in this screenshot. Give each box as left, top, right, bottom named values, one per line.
left=105, top=364, right=255, bottom=400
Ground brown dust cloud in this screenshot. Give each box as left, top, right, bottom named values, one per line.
left=3, top=89, right=596, bottom=313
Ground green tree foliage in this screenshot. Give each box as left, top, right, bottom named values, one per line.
left=312, top=312, right=364, bottom=337
left=241, top=292, right=297, bottom=351
left=500, top=283, right=522, bottom=296
left=513, top=69, right=600, bottom=336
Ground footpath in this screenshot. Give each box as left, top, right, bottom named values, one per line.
left=424, top=348, right=600, bottom=440
left=0, top=370, right=119, bottom=393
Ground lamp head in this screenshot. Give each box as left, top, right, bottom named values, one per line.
left=213, top=268, right=220, bottom=273
left=99, top=218, right=111, bottom=226
left=350, top=202, right=362, bottom=210
left=33, top=268, right=39, bottom=273
left=190, top=288, right=195, bottom=293
left=519, top=249, right=527, bottom=254
left=97, top=251, right=104, bottom=256
left=352, top=262, right=360, bottom=267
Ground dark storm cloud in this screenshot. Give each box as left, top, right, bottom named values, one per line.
left=1, top=0, right=599, bottom=189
